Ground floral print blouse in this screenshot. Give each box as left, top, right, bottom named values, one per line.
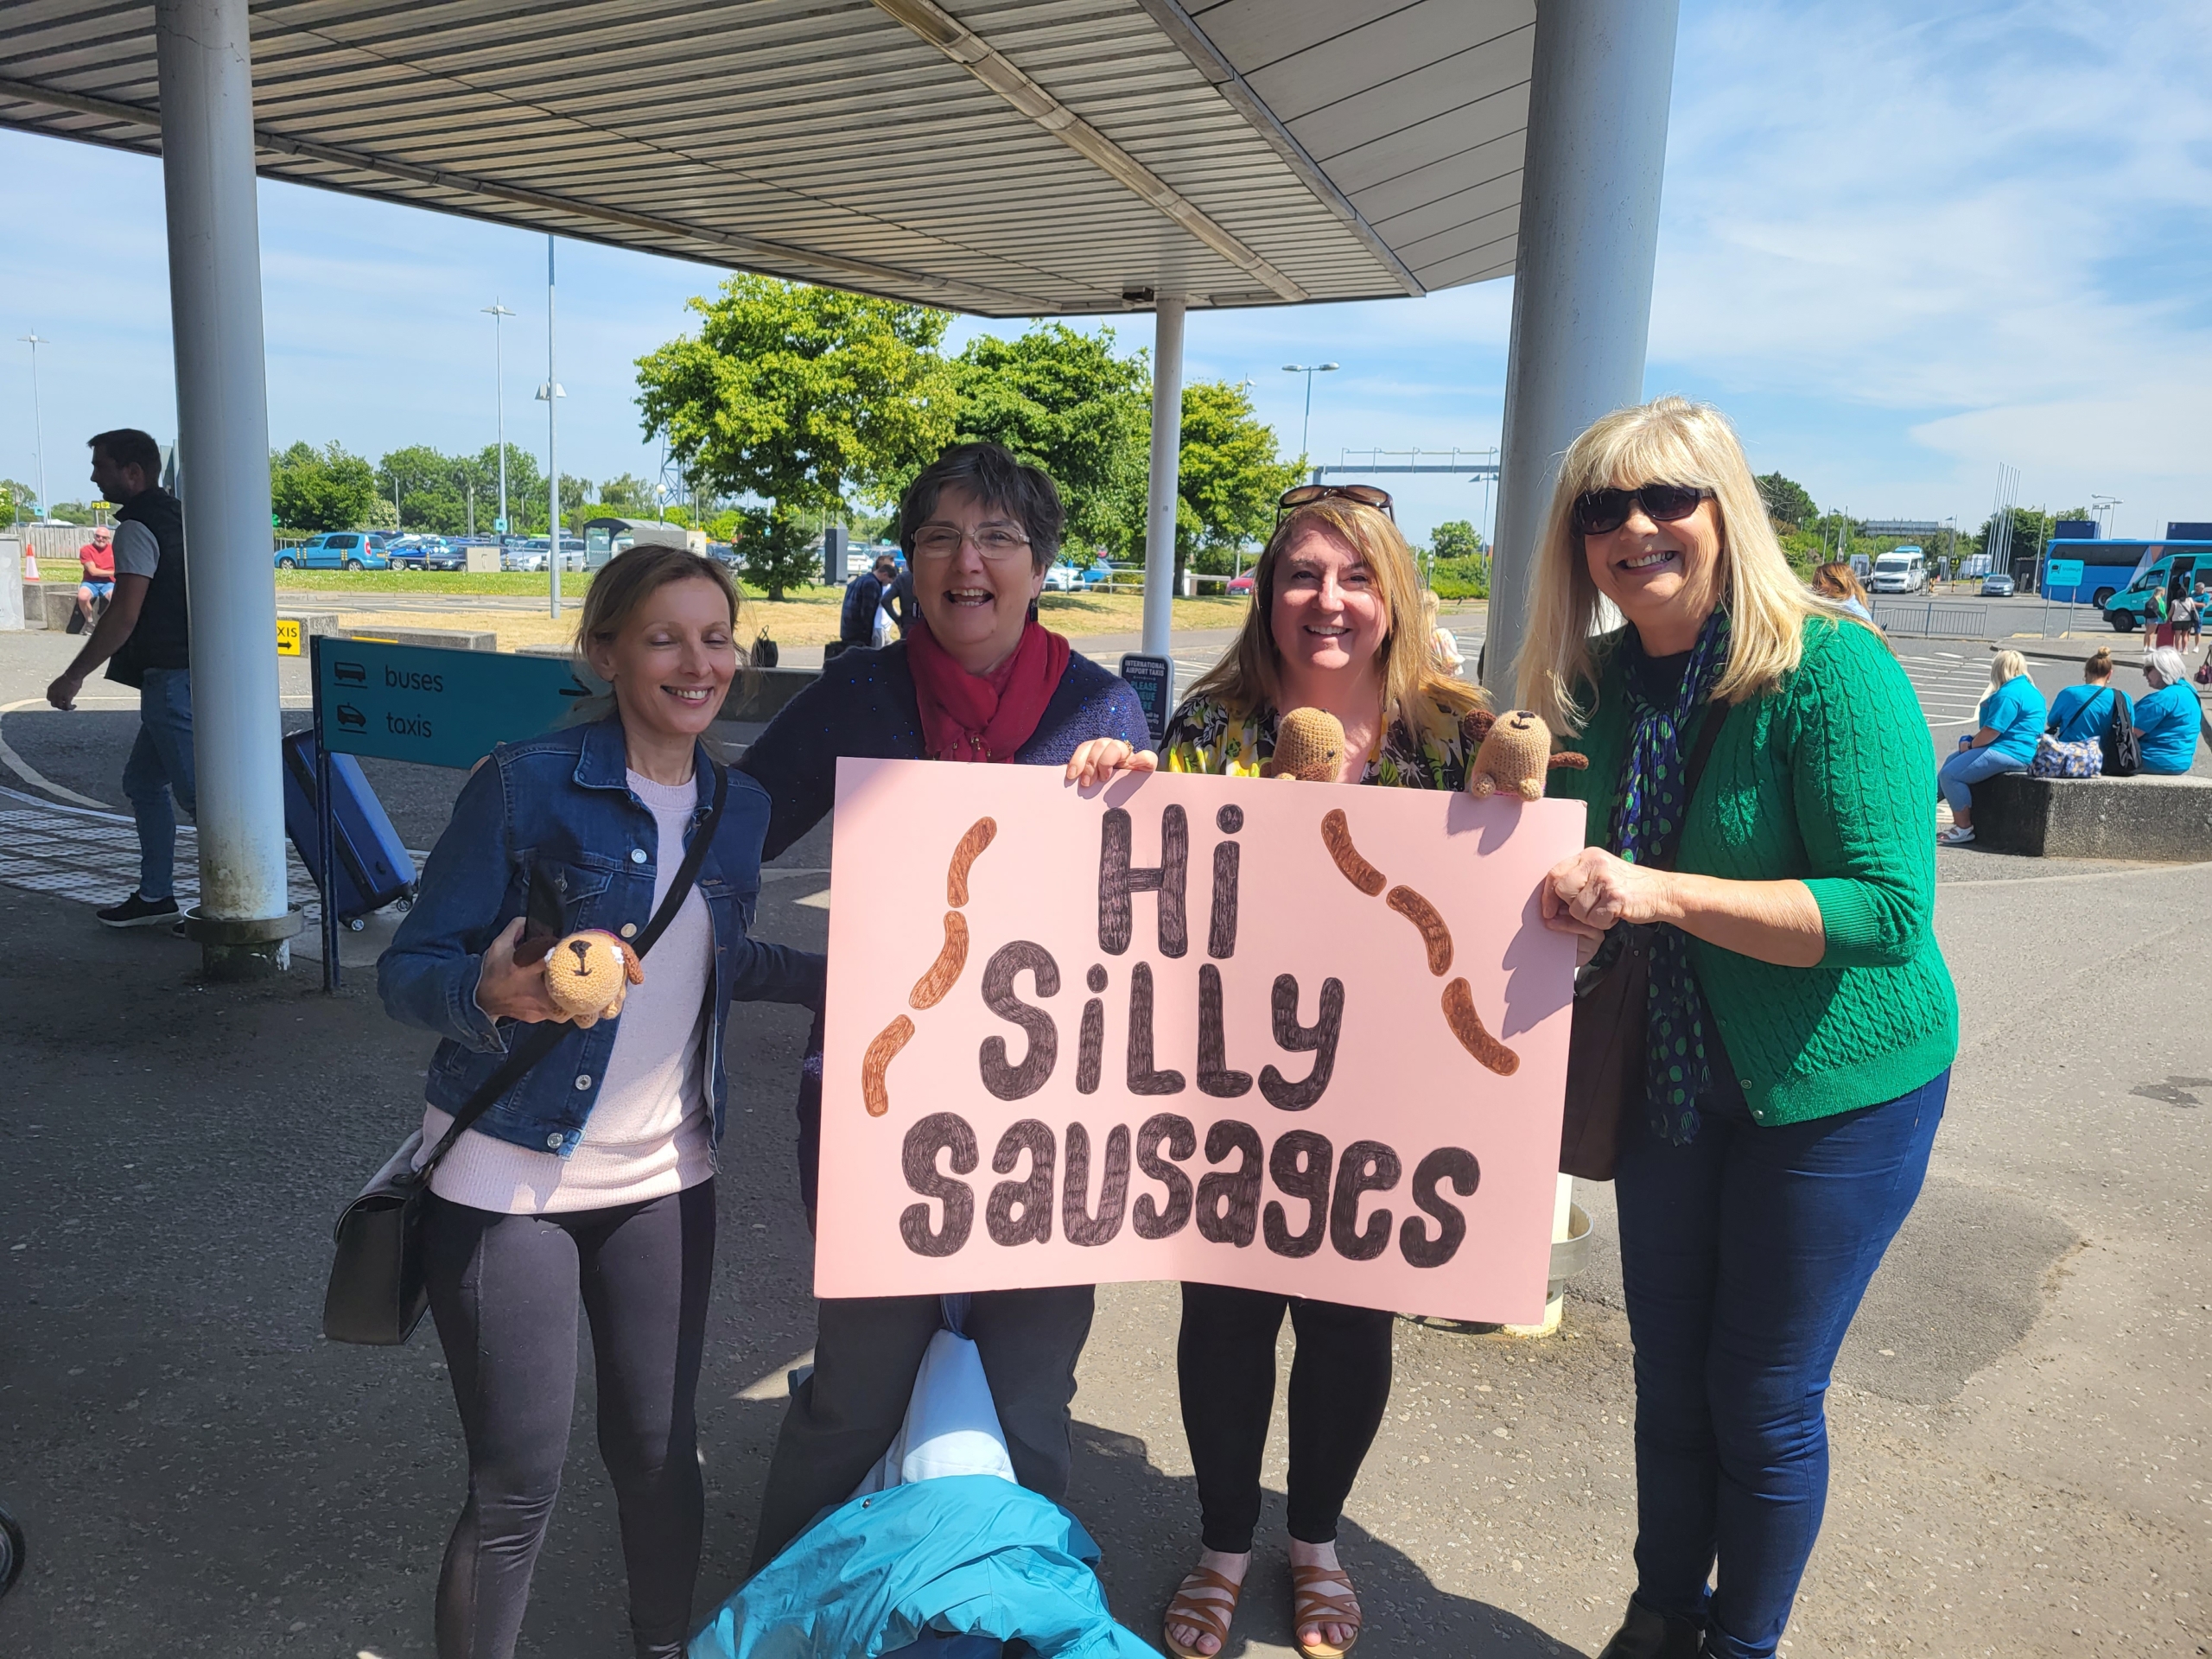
left=1160, top=690, right=1476, bottom=790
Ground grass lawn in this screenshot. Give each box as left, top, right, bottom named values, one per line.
left=270, top=569, right=584, bottom=597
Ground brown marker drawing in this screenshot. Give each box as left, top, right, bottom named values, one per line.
left=909, top=911, right=970, bottom=1009
left=1319, top=808, right=1386, bottom=896
left=862, top=1015, right=916, bottom=1116
left=1441, top=978, right=1519, bottom=1076
left=1386, top=885, right=1454, bottom=976
left=946, top=817, right=998, bottom=907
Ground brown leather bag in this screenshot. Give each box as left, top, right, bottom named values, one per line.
left=1559, top=709, right=1726, bottom=1180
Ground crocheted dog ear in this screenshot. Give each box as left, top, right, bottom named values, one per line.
left=1459, top=708, right=1497, bottom=746
left=619, top=940, right=645, bottom=983
left=1547, top=751, right=1590, bottom=772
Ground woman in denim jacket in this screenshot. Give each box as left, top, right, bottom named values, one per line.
left=379, top=547, right=822, bottom=1659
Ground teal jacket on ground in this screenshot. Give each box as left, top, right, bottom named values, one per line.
left=689, top=1476, right=1154, bottom=1659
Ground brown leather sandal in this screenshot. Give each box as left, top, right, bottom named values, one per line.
left=1292, top=1561, right=1363, bottom=1658
left=1162, top=1565, right=1244, bottom=1659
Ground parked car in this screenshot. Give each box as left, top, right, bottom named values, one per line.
left=388, top=535, right=465, bottom=571
left=1228, top=573, right=1255, bottom=594
left=504, top=536, right=550, bottom=573
left=1043, top=562, right=1078, bottom=592
left=1980, top=573, right=2015, bottom=598
left=1082, top=563, right=1125, bottom=590
left=275, top=531, right=391, bottom=571
left=1866, top=546, right=1929, bottom=594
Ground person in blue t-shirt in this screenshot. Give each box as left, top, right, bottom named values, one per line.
left=2133, top=647, right=2205, bottom=775
left=2046, top=648, right=2120, bottom=744
left=1937, top=649, right=2046, bottom=846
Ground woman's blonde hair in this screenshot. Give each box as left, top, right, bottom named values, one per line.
left=1986, top=649, right=2027, bottom=694
left=1516, top=395, right=1845, bottom=733
left=1182, top=498, right=1484, bottom=734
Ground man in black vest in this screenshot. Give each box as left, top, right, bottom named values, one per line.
left=46, top=429, right=198, bottom=929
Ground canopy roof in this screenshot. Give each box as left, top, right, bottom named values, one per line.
left=2, top=0, right=1532, bottom=316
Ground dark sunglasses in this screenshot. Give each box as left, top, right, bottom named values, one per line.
left=1571, top=484, right=1712, bottom=536
left=1276, top=482, right=1395, bottom=524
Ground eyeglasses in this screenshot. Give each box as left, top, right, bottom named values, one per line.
left=1570, top=485, right=1713, bottom=537
left=1275, top=483, right=1395, bottom=524
left=911, top=524, right=1033, bottom=562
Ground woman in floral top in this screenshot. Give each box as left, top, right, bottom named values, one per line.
left=1152, top=487, right=1485, bottom=1659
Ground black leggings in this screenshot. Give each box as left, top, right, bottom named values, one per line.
left=1177, top=1282, right=1395, bottom=1554
left=423, top=1184, right=715, bottom=1659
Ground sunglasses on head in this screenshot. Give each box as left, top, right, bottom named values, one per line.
left=1571, top=484, right=1712, bottom=537
left=1276, top=482, right=1395, bottom=525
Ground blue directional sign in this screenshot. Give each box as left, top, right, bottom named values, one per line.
left=2044, top=558, right=2085, bottom=588
left=313, top=636, right=597, bottom=770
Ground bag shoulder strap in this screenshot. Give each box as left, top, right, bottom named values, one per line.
left=1650, top=702, right=1728, bottom=874
left=416, top=760, right=730, bottom=1179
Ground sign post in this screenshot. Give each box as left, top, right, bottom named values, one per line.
left=2044, top=556, right=2084, bottom=638
left=815, top=760, right=1584, bottom=1324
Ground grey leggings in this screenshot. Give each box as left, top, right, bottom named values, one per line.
left=423, top=1183, right=715, bottom=1659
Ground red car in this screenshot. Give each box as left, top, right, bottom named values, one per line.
left=1228, top=573, right=1255, bottom=594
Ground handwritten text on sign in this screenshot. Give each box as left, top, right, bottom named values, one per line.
left=817, top=760, right=1586, bottom=1324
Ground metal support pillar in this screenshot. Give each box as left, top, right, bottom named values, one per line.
left=156, top=0, right=296, bottom=977
left=1484, top=0, right=1680, bottom=699
left=1140, top=297, right=1185, bottom=660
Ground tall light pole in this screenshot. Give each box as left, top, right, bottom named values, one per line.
left=481, top=299, right=515, bottom=537
left=1281, top=361, right=1338, bottom=460
left=536, top=234, right=564, bottom=619
left=20, top=334, right=49, bottom=522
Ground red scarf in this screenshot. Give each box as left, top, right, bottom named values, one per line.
left=906, top=617, right=1071, bottom=763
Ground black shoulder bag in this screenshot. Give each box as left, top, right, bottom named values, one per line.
left=323, top=764, right=728, bottom=1345
left=1558, top=709, right=1726, bottom=1182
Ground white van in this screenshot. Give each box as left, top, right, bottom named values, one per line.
left=1867, top=545, right=1927, bottom=594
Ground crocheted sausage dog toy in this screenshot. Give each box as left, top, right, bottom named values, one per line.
left=1460, top=709, right=1588, bottom=801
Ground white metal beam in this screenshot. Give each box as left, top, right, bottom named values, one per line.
left=1141, top=297, right=1186, bottom=660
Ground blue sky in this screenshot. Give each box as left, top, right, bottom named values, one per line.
left=3, top=0, right=2208, bottom=544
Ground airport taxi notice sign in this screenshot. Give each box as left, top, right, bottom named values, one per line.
left=311, top=636, right=596, bottom=770
left=276, top=619, right=302, bottom=657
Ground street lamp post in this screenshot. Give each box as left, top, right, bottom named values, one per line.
left=536, top=234, right=563, bottom=620
left=19, top=334, right=49, bottom=523
left=481, top=299, right=515, bottom=540
left=1281, top=362, right=1338, bottom=460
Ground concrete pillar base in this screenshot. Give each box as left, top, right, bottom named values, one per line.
left=1502, top=1294, right=1564, bottom=1339
left=184, top=908, right=302, bottom=981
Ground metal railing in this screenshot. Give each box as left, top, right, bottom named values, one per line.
left=1872, top=602, right=1989, bottom=639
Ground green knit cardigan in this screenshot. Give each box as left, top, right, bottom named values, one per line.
left=1544, top=614, right=1959, bottom=1125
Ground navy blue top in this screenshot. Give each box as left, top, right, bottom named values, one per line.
left=738, top=639, right=1151, bottom=860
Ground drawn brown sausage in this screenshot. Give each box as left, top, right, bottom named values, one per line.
left=1387, top=885, right=1454, bottom=976
left=909, top=911, right=970, bottom=1009
left=1319, top=808, right=1386, bottom=897
left=862, top=1015, right=916, bottom=1117
left=946, top=817, right=998, bottom=908
left=1442, top=978, right=1519, bottom=1076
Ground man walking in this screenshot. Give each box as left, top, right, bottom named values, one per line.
left=45, top=429, right=195, bottom=929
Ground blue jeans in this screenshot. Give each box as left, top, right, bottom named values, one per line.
left=123, top=668, right=196, bottom=900
left=1614, top=1069, right=1948, bottom=1659
left=1936, top=743, right=2022, bottom=813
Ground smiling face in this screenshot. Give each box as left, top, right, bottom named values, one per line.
left=1268, top=522, right=1389, bottom=690
left=1581, top=489, right=1726, bottom=649
left=585, top=575, right=736, bottom=749
left=911, top=482, right=1047, bottom=673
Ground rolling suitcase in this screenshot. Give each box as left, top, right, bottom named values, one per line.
left=282, top=728, right=416, bottom=928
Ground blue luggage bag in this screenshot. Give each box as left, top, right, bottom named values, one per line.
left=282, top=728, right=416, bottom=927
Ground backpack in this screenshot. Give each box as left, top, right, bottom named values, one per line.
left=2103, top=686, right=2141, bottom=777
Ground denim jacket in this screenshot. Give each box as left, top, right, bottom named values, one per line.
left=378, top=717, right=824, bottom=1156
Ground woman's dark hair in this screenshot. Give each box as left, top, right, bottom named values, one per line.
left=88, top=428, right=162, bottom=480
left=897, top=442, right=1063, bottom=569
left=2084, top=647, right=2113, bottom=680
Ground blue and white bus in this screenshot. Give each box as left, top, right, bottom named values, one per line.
left=2039, top=539, right=2212, bottom=609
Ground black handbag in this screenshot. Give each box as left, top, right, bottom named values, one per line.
left=1559, top=708, right=1726, bottom=1181
left=322, top=764, right=728, bottom=1345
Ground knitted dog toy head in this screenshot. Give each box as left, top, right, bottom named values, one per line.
left=543, top=929, right=645, bottom=1027
left=1460, top=708, right=1589, bottom=801
left=1262, top=707, right=1346, bottom=781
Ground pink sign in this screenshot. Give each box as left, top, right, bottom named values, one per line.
left=816, top=759, right=1586, bottom=1325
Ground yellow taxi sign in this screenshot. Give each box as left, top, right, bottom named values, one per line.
left=276, top=618, right=302, bottom=657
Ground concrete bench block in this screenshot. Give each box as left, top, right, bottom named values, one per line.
left=22, top=582, right=81, bottom=630
left=337, top=626, right=495, bottom=652
left=1974, top=771, right=2212, bottom=861
left=723, top=665, right=817, bottom=723
left=278, top=610, right=340, bottom=639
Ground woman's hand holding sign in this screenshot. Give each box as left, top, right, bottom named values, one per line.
left=1064, top=738, right=1158, bottom=789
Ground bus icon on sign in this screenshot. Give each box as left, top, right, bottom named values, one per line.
left=334, top=660, right=366, bottom=685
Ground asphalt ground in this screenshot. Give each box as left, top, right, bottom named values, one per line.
left=1, top=623, right=2207, bottom=1657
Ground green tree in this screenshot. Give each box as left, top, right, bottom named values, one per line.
left=950, top=324, right=1148, bottom=554
left=42, top=501, right=100, bottom=526
left=1, top=478, right=39, bottom=524
left=1430, top=519, right=1484, bottom=560
left=1163, top=381, right=1303, bottom=581
left=270, top=441, right=378, bottom=532
left=634, top=276, right=957, bottom=598
left=1755, top=472, right=1817, bottom=531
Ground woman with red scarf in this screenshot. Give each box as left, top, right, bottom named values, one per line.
left=739, top=442, right=1154, bottom=1569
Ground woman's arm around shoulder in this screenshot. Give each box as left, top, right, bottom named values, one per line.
left=1784, top=617, right=1936, bottom=968
left=378, top=753, right=523, bottom=1051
